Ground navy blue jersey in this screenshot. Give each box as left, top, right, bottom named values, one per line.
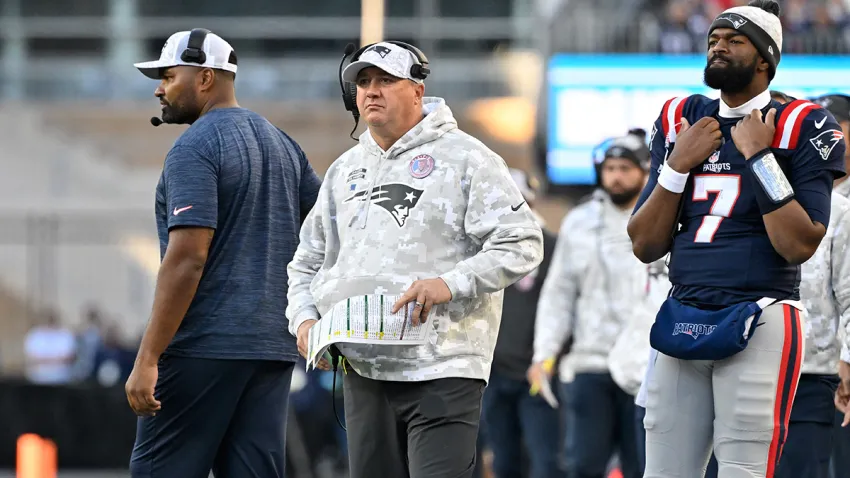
left=155, top=107, right=322, bottom=361
left=634, top=95, right=846, bottom=307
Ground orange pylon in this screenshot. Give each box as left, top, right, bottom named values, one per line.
left=16, top=434, right=57, bottom=478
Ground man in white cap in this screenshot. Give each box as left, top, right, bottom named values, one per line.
left=125, top=29, right=321, bottom=477
left=286, top=41, right=543, bottom=478
left=628, top=0, right=846, bottom=476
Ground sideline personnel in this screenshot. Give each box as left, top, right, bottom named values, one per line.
left=286, top=40, right=543, bottom=478
left=126, top=29, right=321, bottom=478
left=529, top=131, right=653, bottom=478
left=483, top=168, right=561, bottom=478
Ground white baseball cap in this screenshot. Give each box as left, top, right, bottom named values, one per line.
left=342, top=42, right=424, bottom=84
left=134, top=30, right=238, bottom=80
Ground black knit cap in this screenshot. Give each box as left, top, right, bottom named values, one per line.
left=812, top=94, right=850, bottom=123
left=708, top=0, right=783, bottom=80
left=602, top=128, right=650, bottom=171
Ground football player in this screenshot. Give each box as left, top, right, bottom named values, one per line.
left=628, top=1, right=847, bottom=477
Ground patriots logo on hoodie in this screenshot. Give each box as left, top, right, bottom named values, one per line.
left=345, top=183, right=423, bottom=227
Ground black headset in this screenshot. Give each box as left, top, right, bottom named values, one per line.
left=338, top=41, right=431, bottom=140
left=180, top=28, right=211, bottom=65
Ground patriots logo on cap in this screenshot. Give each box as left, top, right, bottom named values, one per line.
left=365, top=45, right=392, bottom=58
left=815, top=97, right=833, bottom=108
left=344, top=183, right=423, bottom=227
left=718, top=13, right=748, bottom=29
left=809, top=129, right=845, bottom=161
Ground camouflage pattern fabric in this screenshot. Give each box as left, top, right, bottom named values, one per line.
left=285, top=97, right=544, bottom=382
left=799, top=192, right=850, bottom=373
left=533, top=189, right=654, bottom=383
left=608, top=256, right=672, bottom=396
left=835, top=178, right=850, bottom=199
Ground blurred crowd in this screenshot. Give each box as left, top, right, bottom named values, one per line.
left=658, top=0, right=850, bottom=53
left=20, top=306, right=139, bottom=387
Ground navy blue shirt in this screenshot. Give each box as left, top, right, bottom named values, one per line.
left=634, top=95, right=846, bottom=307
left=155, top=107, right=321, bottom=361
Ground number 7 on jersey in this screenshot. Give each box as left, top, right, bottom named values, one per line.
left=691, top=174, right=741, bottom=243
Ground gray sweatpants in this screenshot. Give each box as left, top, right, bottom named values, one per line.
left=643, top=302, right=805, bottom=478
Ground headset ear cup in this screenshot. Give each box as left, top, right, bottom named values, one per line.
left=180, top=28, right=209, bottom=64
left=344, top=82, right=358, bottom=113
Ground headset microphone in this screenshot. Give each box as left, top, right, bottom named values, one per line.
left=150, top=117, right=163, bottom=127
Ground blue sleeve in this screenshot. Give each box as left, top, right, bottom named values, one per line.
left=633, top=115, right=667, bottom=215
left=789, top=111, right=847, bottom=227
left=298, top=148, right=322, bottom=223
left=163, top=145, right=218, bottom=230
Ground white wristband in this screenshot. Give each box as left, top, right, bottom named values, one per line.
left=657, top=162, right=690, bottom=194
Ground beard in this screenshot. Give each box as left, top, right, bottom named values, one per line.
left=703, top=53, right=758, bottom=94
left=606, top=184, right=644, bottom=206
left=160, top=92, right=201, bottom=125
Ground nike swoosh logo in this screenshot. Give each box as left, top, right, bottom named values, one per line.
left=511, top=201, right=526, bottom=212
left=815, top=117, right=827, bottom=129
left=173, top=205, right=193, bottom=216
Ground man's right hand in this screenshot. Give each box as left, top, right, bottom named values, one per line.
left=526, top=360, right=554, bottom=392
left=296, top=320, right=331, bottom=371
left=667, top=117, right=723, bottom=174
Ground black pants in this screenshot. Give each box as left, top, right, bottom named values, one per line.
left=481, top=370, right=563, bottom=478
left=343, top=369, right=485, bottom=478
left=130, top=356, right=294, bottom=478
left=831, top=409, right=850, bottom=478
left=562, top=372, right=640, bottom=478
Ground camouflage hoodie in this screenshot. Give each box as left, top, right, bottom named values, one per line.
left=799, top=192, right=850, bottom=374
left=836, top=178, right=850, bottom=199
left=533, top=189, right=653, bottom=382
left=285, top=97, right=544, bottom=382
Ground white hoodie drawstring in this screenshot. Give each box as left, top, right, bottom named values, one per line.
left=348, top=151, right=386, bottom=229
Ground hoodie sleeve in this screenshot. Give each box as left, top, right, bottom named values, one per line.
left=439, top=152, right=544, bottom=299
left=285, top=173, right=331, bottom=337
left=831, top=201, right=850, bottom=363
left=532, top=213, right=579, bottom=363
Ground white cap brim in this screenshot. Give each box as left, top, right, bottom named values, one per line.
left=343, top=60, right=405, bottom=83
left=133, top=60, right=173, bottom=79
left=134, top=60, right=238, bottom=80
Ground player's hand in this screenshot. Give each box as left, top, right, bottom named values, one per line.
left=836, top=361, right=850, bottom=426
left=392, top=278, right=453, bottom=326
left=297, top=320, right=331, bottom=371
left=731, top=108, right=777, bottom=159
left=125, top=362, right=161, bottom=417
left=526, top=361, right=554, bottom=391
left=667, top=117, right=722, bottom=174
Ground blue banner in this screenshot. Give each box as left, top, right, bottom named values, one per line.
left=546, top=54, right=850, bottom=185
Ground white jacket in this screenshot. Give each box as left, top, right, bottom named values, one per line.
left=533, top=190, right=653, bottom=383
left=608, top=257, right=671, bottom=396
left=799, top=192, right=850, bottom=374
left=835, top=179, right=850, bottom=199
left=285, top=97, right=543, bottom=382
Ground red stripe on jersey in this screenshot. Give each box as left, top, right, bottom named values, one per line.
left=771, top=100, right=804, bottom=148
left=786, top=104, right=818, bottom=150
left=673, top=98, right=687, bottom=137
left=661, top=98, right=675, bottom=140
